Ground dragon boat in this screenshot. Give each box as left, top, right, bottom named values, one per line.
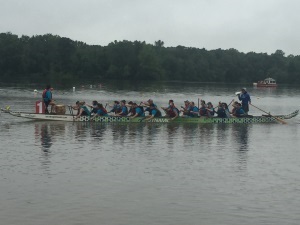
left=1, top=108, right=298, bottom=124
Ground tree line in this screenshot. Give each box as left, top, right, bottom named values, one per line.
left=1, top=32, right=300, bottom=85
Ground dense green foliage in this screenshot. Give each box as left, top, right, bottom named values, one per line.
left=1, top=32, right=300, bottom=85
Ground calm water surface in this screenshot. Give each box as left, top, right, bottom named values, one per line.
left=0, top=83, right=300, bottom=225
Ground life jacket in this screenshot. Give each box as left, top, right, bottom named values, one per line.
left=120, top=106, right=128, bottom=116
left=207, top=107, right=215, bottom=116
left=42, top=89, right=51, bottom=100
left=129, top=107, right=136, bottom=115
left=102, top=108, right=108, bottom=114
left=235, top=108, right=245, bottom=117
left=199, top=106, right=207, bottom=116
left=138, top=106, right=144, bottom=113
left=190, top=106, right=199, bottom=117
left=111, top=104, right=122, bottom=114
left=150, top=108, right=162, bottom=117
left=97, top=108, right=108, bottom=116
left=80, top=105, right=91, bottom=116
left=167, top=106, right=179, bottom=118
left=217, top=108, right=226, bottom=118
left=42, top=89, right=47, bottom=98
left=135, top=107, right=144, bottom=116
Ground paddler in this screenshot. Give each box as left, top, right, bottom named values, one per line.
left=232, top=103, right=246, bottom=117
left=145, top=103, right=162, bottom=121
left=109, top=101, right=122, bottom=114
left=90, top=103, right=108, bottom=120
left=189, top=101, right=199, bottom=117
left=199, top=100, right=208, bottom=117
left=85, top=100, right=99, bottom=115
left=73, top=101, right=91, bottom=119
left=115, top=100, right=128, bottom=116
left=180, top=100, right=192, bottom=117
left=206, top=102, right=215, bottom=117
left=141, top=99, right=157, bottom=116
left=161, top=100, right=179, bottom=120
left=130, top=103, right=145, bottom=118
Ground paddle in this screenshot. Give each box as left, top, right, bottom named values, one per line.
left=250, top=103, right=287, bottom=124
left=68, top=105, right=75, bottom=120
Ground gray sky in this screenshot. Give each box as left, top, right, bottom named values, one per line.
left=1, top=0, right=300, bottom=55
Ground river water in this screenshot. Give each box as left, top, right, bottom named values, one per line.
left=0, top=82, right=300, bottom=225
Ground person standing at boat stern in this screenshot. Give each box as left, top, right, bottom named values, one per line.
left=42, top=85, right=55, bottom=114
left=238, top=88, right=251, bottom=115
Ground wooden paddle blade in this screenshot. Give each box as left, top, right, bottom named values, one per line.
left=274, top=116, right=288, bottom=124
left=250, top=103, right=287, bottom=125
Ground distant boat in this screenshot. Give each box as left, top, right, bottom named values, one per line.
left=253, top=77, right=278, bottom=87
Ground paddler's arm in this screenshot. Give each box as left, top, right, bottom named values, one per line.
left=75, top=108, right=84, bottom=119
left=90, top=113, right=98, bottom=121
left=170, top=110, right=179, bottom=120
left=145, top=115, right=154, bottom=121
left=131, top=113, right=139, bottom=119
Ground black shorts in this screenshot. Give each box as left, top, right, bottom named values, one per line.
left=242, top=104, right=249, bottom=112
left=44, top=100, right=50, bottom=108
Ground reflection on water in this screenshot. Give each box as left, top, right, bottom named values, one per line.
left=40, top=124, right=52, bottom=151
left=1, top=84, right=300, bottom=225
left=231, top=124, right=250, bottom=151
left=33, top=122, right=252, bottom=153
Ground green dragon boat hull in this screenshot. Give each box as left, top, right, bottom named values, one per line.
left=2, top=109, right=299, bottom=124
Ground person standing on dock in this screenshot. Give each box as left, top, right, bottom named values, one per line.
left=238, top=88, right=251, bottom=115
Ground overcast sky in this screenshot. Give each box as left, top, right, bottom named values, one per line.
left=1, top=0, right=300, bottom=55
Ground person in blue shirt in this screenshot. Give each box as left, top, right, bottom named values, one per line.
left=42, top=85, right=56, bottom=114
left=130, top=103, right=145, bottom=118
left=189, top=101, right=199, bottom=117
left=86, top=100, right=98, bottom=115
left=145, top=104, right=162, bottom=121
left=238, top=88, right=251, bottom=115
left=233, top=103, right=246, bottom=117
left=142, top=99, right=157, bottom=115
left=116, top=100, right=128, bottom=116
left=91, top=103, right=108, bottom=120
left=73, top=101, right=91, bottom=119
left=109, top=101, right=122, bottom=114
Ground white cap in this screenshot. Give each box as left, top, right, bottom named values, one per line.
left=241, top=87, right=247, bottom=91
